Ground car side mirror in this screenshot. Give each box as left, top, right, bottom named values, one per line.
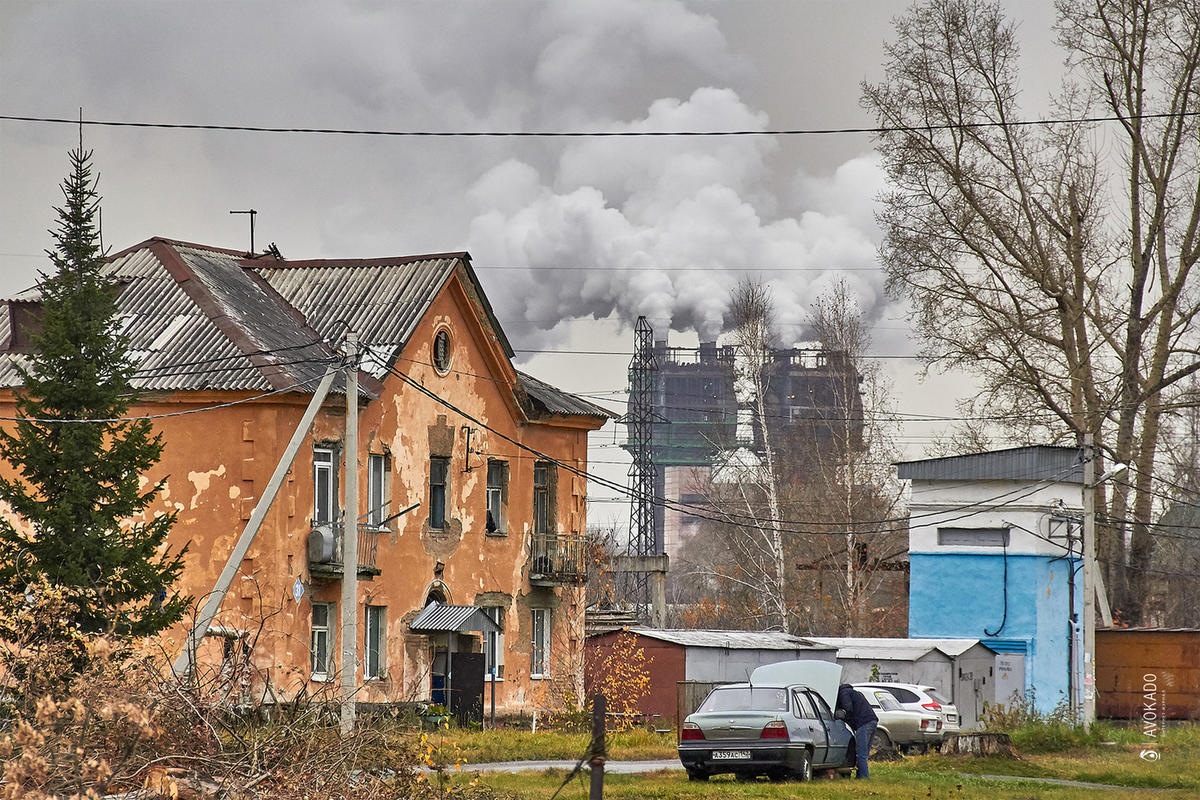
left=834, top=709, right=846, bottom=720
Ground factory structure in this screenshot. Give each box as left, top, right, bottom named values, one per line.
left=622, top=328, right=864, bottom=565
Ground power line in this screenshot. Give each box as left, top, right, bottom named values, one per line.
left=372, top=351, right=1084, bottom=534
left=3, top=110, right=1197, bottom=138
left=0, top=367, right=339, bottom=424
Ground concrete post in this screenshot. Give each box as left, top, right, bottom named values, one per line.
left=340, top=333, right=359, bottom=736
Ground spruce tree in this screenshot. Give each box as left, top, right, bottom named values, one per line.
left=0, top=147, right=187, bottom=639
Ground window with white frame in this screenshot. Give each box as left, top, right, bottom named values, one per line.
left=486, top=460, right=508, bottom=534
left=310, top=602, right=336, bottom=678
left=367, top=453, right=389, bottom=527
left=313, top=446, right=338, bottom=525
left=364, top=605, right=386, bottom=679
left=483, top=606, right=504, bottom=680
left=530, top=608, right=550, bottom=678
left=429, top=457, right=450, bottom=530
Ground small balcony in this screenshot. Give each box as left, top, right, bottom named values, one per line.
left=308, top=523, right=383, bottom=580
left=529, top=532, right=587, bottom=586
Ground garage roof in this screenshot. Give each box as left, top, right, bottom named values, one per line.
left=630, top=628, right=835, bottom=651
left=811, top=637, right=986, bottom=660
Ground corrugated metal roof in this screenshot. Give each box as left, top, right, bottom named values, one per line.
left=811, top=637, right=984, bottom=660
left=629, top=628, right=835, bottom=651
left=0, top=239, right=603, bottom=417
left=518, top=370, right=615, bottom=420
left=409, top=602, right=500, bottom=633
left=896, top=446, right=1084, bottom=484
left=0, top=244, right=300, bottom=393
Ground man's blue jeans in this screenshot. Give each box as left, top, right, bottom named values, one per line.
left=853, top=720, right=878, bottom=779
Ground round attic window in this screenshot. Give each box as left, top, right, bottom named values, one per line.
left=433, top=329, right=452, bottom=373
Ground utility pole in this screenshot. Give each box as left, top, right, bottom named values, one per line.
left=1081, top=434, right=1097, bottom=730
left=1081, top=434, right=1126, bottom=730
left=340, top=333, right=359, bottom=736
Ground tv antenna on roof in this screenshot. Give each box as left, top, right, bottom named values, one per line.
left=230, top=209, right=257, bottom=254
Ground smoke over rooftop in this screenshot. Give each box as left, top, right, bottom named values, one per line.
left=466, top=88, right=889, bottom=352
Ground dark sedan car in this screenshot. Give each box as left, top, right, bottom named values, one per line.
left=677, top=660, right=854, bottom=782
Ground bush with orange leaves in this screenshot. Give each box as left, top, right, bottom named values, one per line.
left=584, top=631, right=653, bottom=730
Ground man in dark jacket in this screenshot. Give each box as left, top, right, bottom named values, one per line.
left=836, top=684, right=879, bottom=779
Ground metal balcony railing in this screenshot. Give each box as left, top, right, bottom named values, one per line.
left=528, top=532, right=587, bottom=585
left=308, top=523, right=382, bottom=578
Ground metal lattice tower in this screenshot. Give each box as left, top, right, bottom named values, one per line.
left=619, top=316, right=660, bottom=617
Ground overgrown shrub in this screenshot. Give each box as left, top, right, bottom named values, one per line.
left=0, top=594, right=509, bottom=800
left=980, top=693, right=1101, bottom=752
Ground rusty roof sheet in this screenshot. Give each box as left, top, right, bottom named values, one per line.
left=0, top=241, right=343, bottom=395
left=517, top=370, right=615, bottom=420
left=256, top=252, right=514, bottom=369
left=0, top=239, right=601, bottom=417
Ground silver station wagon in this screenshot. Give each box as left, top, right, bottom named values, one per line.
left=677, top=660, right=855, bottom=782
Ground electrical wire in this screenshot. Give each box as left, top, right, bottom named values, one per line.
left=373, top=351, right=1086, bottom=534
left=3, top=109, right=1198, bottom=137
left=0, top=364, right=339, bottom=423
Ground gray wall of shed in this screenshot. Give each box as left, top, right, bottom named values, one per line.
left=836, top=646, right=997, bottom=731
left=950, top=645, right=998, bottom=731
left=683, top=648, right=838, bottom=683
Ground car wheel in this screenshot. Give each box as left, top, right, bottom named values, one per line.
left=796, top=748, right=812, bottom=782
left=870, top=729, right=895, bottom=759
left=685, top=769, right=708, bottom=782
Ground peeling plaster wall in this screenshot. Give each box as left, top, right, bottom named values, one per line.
left=0, top=273, right=601, bottom=713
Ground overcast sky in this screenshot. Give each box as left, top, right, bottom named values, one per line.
left=0, top=1, right=1065, bottom=527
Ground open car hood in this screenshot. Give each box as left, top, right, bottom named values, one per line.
left=749, top=660, right=843, bottom=710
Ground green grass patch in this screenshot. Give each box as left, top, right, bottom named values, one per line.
left=419, top=726, right=679, bottom=763
left=448, top=766, right=1195, bottom=799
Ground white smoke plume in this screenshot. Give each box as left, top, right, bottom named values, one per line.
left=467, top=87, right=887, bottom=350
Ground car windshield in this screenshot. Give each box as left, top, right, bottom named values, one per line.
left=697, top=687, right=789, bottom=713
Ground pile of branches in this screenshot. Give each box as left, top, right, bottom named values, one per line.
left=0, top=583, right=495, bottom=800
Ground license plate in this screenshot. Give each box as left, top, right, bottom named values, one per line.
left=712, top=750, right=751, bottom=760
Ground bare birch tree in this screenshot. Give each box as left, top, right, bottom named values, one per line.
left=790, top=281, right=907, bottom=636
left=677, top=280, right=905, bottom=635
left=863, top=0, right=1200, bottom=623
left=700, top=279, right=790, bottom=631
